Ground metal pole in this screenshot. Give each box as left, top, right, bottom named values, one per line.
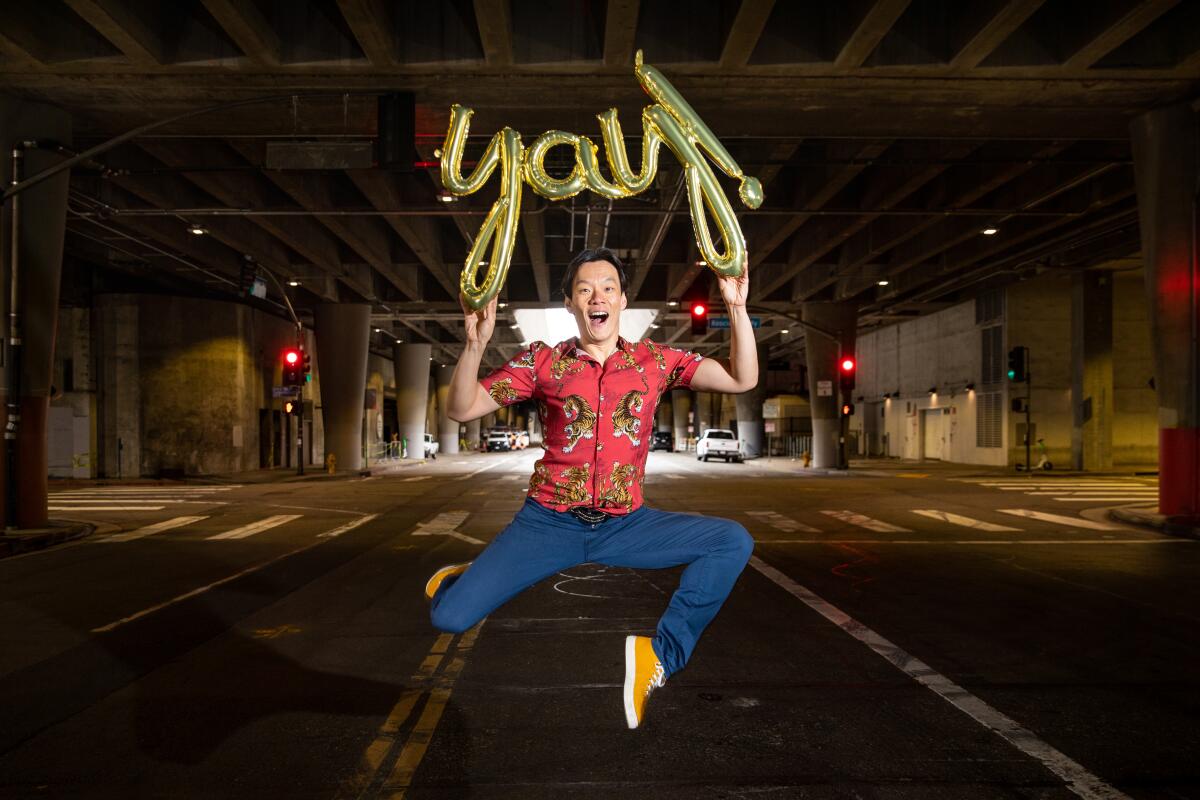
left=296, top=383, right=304, bottom=476
left=1025, top=349, right=1032, bottom=472
left=4, top=146, right=23, bottom=528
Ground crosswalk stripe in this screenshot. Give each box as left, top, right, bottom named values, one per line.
left=317, top=513, right=380, bottom=538
left=746, top=510, right=821, bottom=533
left=997, top=509, right=1123, bottom=530
left=207, top=514, right=302, bottom=540
left=821, top=510, right=911, bottom=533
left=399, top=476, right=432, bottom=482
left=910, top=510, right=1021, bottom=532
left=1053, top=497, right=1158, bottom=503
left=51, top=506, right=166, bottom=511
left=100, top=516, right=208, bottom=542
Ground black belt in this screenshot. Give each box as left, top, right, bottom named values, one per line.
left=569, top=506, right=612, bottom=525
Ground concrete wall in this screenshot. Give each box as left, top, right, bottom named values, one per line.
left=80, top=293, right=323, bottom=477
left=852, top=271, right=1157, bottom=468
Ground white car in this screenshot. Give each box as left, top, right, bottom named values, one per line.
left=696, top=429, right=743, bottom=463
left=423, top=433, right=438, bottom=459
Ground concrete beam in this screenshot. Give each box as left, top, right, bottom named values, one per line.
left=1063, top=0, right=1178, bottom=70
left=948, top=0, right=1045, bottom=71
left=719, top=0, right=775, bottom=70
left=833, top=0, right=911, bottom=70
left=602, top=0, right=639, bottom=68
left=201, top=0, right=282, bottom=66
left=336, top=0, right=398, bottom=67
left=473, top=0, right=512, bottom=66
left=63, top=0, right=167, bottom=65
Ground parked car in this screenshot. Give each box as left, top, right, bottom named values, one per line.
left=696, top=429, right=743, bottom=463
left=423, top=433, right=438, bottom=459
left=651, top=430, right=673, bottom=452
left=486, top=429, right=511, bottom=452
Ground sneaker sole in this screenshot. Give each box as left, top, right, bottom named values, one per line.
left=424, top=563, right=468, bottom=601
left=623, top=635, right=638, bottom=729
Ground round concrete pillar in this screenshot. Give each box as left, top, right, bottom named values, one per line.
left=1131, top=103, right=1200, bottom=519
left=655, top=396, right=673, bottom=432
left=313, top=303, right=371, bottom=472
left=394, top=343, right=432, bottom=461
left=465, top=417, right=481, bottom=451
left=736, top=346, right=770, bottom=458
left=435, top=365, right=460, bottom=454
left=803, top=302, right=858, bottom=469
left=672, top=390, right=693, bottom=451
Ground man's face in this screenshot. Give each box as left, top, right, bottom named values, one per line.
left=565, top=260, right=627, bottom=344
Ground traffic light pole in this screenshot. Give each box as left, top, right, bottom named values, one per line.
left=1025, top=351, right=1032, bottom=473
left=297, top=383, right=304, bottom=476
left=837, top=343, right=848, bottom=470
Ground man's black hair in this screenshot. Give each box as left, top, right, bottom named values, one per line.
left=561, top=247, right=628, bottom=299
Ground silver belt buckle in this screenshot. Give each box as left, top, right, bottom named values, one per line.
left=569, top=507, right=610, bottom=525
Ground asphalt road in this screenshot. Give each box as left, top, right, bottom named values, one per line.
left=1, top=453, right=1196, bottom=799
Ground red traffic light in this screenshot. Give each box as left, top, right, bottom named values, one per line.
left=284, top=349, right=300, bottom=365
left=840, top=357, right=855, bottom=372
left=691, top=302, right=707, bottom=317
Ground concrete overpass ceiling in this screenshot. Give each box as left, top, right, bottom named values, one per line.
left=2, top=0, right=1194, bottom=362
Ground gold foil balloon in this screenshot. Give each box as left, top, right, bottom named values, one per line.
left=440, top=51, right=762, bottom=310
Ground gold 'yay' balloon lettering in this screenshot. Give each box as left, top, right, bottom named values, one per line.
left=440, top=50, right=764, bottom=310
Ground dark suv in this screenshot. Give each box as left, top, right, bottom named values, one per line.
left=650, top=430, right=673, bottom=452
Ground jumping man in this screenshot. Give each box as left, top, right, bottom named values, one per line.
left=427, top=247, right=757, bottom=728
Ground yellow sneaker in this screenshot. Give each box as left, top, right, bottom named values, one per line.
left=424, top=562, right=471, bottom=601
left=623, top=635, right=665, bottom=729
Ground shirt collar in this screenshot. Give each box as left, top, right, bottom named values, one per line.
left=558, top=336, right=632, bottom=361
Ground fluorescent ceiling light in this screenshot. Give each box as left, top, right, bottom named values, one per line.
left=982, top=227, right=998, bottom=235
left=511, top=307, right=656, bottom=347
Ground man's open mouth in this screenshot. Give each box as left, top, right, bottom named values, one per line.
left=588, top=311, right=610, bottom=324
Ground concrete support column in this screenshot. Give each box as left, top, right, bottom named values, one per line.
left=1, top=98, right=72, bottom=527
left=313, top=304, right=370, bottom=472
left=393, top=343, right=432, bottom=461
left=736, top=345, right=771, bottom=458
left=1071, top=272, right=1114, bottom=471
left=435, top=365, right=459, bottom=455
left=695, top=391, right=717, bottom=434
left=803, top=302, right=858, bottom=469
left=1131, top=104, right=1200, bottom=519
left=655, top=396, right=673, bottom=433
left=465, top=417, right=481, bottom=451
left=671, top=390, right=693, bottom=451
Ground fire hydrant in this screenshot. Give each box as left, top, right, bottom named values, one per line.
left=325, top=453, right=337, bottom=475
left=802, top=450, right=811, bottom=468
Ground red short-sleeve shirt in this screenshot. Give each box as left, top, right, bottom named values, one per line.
left=480, top=337, right=703, bottom=515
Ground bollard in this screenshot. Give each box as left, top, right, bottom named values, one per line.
left=326, top=453, right=337, bottom=475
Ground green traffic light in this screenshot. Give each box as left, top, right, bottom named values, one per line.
left=1007, top=369, right=1016, bottom=380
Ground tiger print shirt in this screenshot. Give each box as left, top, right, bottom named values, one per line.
left=480, top=337, right=703, bottom=515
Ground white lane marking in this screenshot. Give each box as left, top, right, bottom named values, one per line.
left=47, top=498, right=225, bottom=504
left=207, top=514, right=302, bottom=541
left=400, top=475, right=432, bottom=482
left=997, top=509, right=1123, bottom=530
left=755, top=539, right=1187, bottom=546
left=317, top=513, right=380, bottom=538
left=50, top=506, right=166, bottom=511
left=749, top=556, right=1131, bottom=800
left=821, top=510, right=910, bottom=533
left=50, top=487, right=238, bottom=494
left=911, top=510, right=1021, bottom=532
left=663, top=474, right=686, bottom=480
left=411, top=511, right=484, bottom=544
left=92, top=535, right=327, bottom=633
left=452, top=460, right=508, bottom=481
left=746, top=510, right=821, bottom=533
left=1053, top=497, right=1159, bottom=503
left=99, top=516, right=208, bottom=542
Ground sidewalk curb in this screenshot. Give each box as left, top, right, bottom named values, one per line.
left=0, top=522, right=94, bottom=559
left=1109, top=506, right=1200, bottom=539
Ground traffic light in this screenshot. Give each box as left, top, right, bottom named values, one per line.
left=841, top=402, right=855, bottom=417
left=839, top=354, right=856, bottom=394
left=690, top=301, right=707, bottom=336
left=301, top=349, right=312, bottom=383
left=282, top=347, right=301, bottom=386
left=284, top=399, right=298, bottom=415
left=1007, top=346, right=1028, bottom=382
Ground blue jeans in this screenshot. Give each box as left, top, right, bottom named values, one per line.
left=429, top=499, right=754, bottom=676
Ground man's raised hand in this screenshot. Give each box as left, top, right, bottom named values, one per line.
left=462, top=294, right=498, bottom=346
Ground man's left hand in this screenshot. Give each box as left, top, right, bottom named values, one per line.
left=717, top=259, right=749, bottom=309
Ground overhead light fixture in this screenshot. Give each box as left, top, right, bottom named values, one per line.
left=437, top=191, right=456, bottom=203
left=965, top=382, right=975, bottom=392
left=696, top=259, right=707, bottom=267
left=928, top=386, right=937, bottom=395
left=781, top=328, right=789, bottom=334
left=288, top=280, right=300, bottom=287
left=374, top=328, right=382, bottom=333
left=649, top=323, right=660, bottom=329
left=877, top=279, right=889, bottom=286
left=188, top=224, right=207, bottom=236
left=498, top=302, right=508, bottom=309
left=981, top=227, right=998, bottom=236
left=667, top=300, right=679, bottom=307
left=395, top=339, right=402, bottom=344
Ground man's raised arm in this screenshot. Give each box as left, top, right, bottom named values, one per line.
left=447, top=296, right=502, bottom=423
